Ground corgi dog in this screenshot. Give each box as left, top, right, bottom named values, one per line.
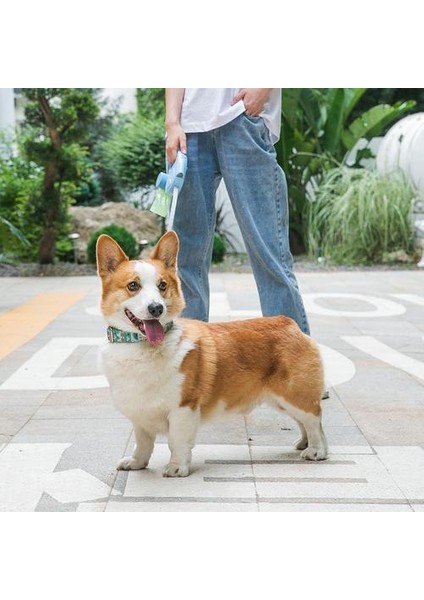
left=96, top=231, right=327, bottom=477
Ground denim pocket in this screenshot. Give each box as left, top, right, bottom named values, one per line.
left=242, top=113, right=273, bottom=151
left=243, top=113, right=262, bottom=123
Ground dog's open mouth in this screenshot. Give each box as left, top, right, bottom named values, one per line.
left=124, top=308, right=165, bottom=345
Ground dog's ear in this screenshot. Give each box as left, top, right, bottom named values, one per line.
left=96, top=234, right=129, bottom=276
left=150, top=230, right=179, bottom=269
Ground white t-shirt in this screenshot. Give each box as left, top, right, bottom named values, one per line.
left=180, top=88, right=282, bottom=144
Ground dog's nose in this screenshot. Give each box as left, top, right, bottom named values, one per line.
left=148, top=302, right=164, bottom=318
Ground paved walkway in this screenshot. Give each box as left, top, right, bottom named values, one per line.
left=0, top=270, right=423, bottom=511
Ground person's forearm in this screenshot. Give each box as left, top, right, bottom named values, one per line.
left=165, top=89, right=185, bottom=127
left=165, top=89, right=187, bottom=162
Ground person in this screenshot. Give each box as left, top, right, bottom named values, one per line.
left=165, top=88, right=310, bottom=335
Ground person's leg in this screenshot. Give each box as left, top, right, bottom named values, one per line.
left=216, top=113, right=310, bottom=334
left=173, top=132, right=221, bottom=321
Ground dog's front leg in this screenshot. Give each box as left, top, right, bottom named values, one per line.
left=164, top=406, right=200, bottom=477
left=117, top=424, right=155, bottom=471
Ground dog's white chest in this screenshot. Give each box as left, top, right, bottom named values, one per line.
left=100, top=331, right=194, bottom=432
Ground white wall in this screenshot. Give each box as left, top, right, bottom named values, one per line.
left=101, top=88, right=137, bottom=114
left=0, top=88, right=15, bottom=132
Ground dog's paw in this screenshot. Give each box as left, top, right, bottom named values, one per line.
left=116, top=456, right=147, bottom=471
left=163, top=463, right=190, bottom=478
left=300, top=447, right=327, bottom=461
left=294, top=437, right=308, bottom=450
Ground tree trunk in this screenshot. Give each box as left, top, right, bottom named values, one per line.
left=38, top=160, right=60, bottom=264
left=38, top=226, right=57, bottom=264
left=289, top=229, right=306, bottom=256
left=37, top=95, right=62, bottom=264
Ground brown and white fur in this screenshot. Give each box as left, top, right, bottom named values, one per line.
left=96, top=231, right=327, bottom=477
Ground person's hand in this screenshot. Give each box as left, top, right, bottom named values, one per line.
left=166, top=123, right=187, bottom=164
left=231, top=88, right=272, bottom=116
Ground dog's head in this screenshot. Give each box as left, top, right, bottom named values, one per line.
left=96, top=231, right=185, bottom=345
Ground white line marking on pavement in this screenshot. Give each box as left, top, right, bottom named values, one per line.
left=209, top=293, right=232, bottom=318
left=390, top=293, right=424, bottom=306
left=0, top=337, right=108, bottom=390
left=2, top=443, right=418, bottom=511
left=230, top=310, right=262, bottom=318
left=44, top=469, right=120, bottom=504
left=303, top=293, right=406, bottom=317
left=117, top=444, right=423, bottom=509
left=250, top=447, right=404, bottom=501
left=78, top=501, right=259, bottom=512
left=0, top=443, right=119, bottom=511
left=319, top=344, right=356, bottom=387
left=373, top=446, right=424, bottom=500
left=85, top=306, right=101, bottom=316
left=342, top=336, right=424, bottom=382
left=124, top=444, right=255, bottom=500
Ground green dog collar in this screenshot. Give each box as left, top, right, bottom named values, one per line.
left=107, top=322, right=174, bottom=343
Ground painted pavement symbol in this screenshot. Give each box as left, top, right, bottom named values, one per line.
left=119, top=444, right=424, bottom=506
left=2, top=443, right=423, bottom=511
left=3, top=292, right=424, bottom=392
left=0, top=337, right=356, bottom=390
left=0, top=443, right=119, bottom=511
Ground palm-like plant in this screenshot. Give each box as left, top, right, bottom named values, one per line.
left=0, top=216, right=30, bottom=259
left=276, top=88, right=415, bottom=252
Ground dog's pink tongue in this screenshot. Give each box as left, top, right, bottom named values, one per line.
left=143, top=320, right=165, bottom=345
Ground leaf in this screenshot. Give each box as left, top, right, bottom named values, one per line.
left=354, top=147, right=375, bottom=165
left=282, top=88, right=301, bottom=130
left=341, top=103, right=413, bottom=150
left=0, top=217, right=30, bottom=247
left=323, top=88, right=345, bottom=155
left=275, top=125, right=293, bottom=172
left=299, top=89, right=322, bottom=136
left=342, top=88, right=367, bottom=122
left=366, top=100, right=415, bottom=138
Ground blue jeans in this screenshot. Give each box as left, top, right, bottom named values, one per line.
left=173, top=113, right=310, bottom=335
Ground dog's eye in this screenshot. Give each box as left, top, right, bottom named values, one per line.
left=127, top=281, right=140, bottom=292
left=158, top=280, right=167, bottom=292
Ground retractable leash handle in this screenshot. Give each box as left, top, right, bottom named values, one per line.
left=156, top=151, right=187, bottom=195
left=151, top=151, right=187, bottom=230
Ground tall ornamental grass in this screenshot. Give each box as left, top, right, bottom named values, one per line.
left=307, top=167, right=416, bottom=264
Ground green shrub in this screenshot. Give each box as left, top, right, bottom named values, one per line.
left=307, top=167, right=415, bottom=264
left=87, top=225, right=138, bottom=264
left=55, top=236, right=75, bottom=262
left=98, top=114, right=165, bottom=196
left=73, top=173, right=102, bottom=206
left=212, top=233, right=226, bottom=264
left=151, top=231, right=226, bottom=264
left=0, top=140, right=43, bottom=260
